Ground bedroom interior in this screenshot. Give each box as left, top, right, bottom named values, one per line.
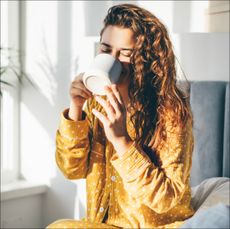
left=1, top=1, right=229, bottom=228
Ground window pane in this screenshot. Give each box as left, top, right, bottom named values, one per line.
left=1, top=89, right=14, bottom=171
left=1, top=0, right=9, bottom=66
left=0, top=1, right=20, bottom=185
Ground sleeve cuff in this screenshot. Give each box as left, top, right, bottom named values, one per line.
left=110, top=142, right=155, bottom=181
left=59, top=108, right=90, bottom=140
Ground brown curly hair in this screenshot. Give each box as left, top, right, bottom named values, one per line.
left=100, top=4, right=193, bottom=148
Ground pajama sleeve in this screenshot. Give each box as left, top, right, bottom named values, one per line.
left=110, top=115, right=194, bottom=214
left=56, top=98, right=93, bottom=179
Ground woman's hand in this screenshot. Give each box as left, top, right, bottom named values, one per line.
left=69, top=73, right=93, bottom=121
left=69, top=73, right=93, bottom=108
left=92, top=84, right=133, bottom=156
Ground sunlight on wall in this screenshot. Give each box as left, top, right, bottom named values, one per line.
left=1, top=0, right=8, bottom=50
left=18, top=1, right=229, bottom=226
left=71, top=2, right=103, bottom=79
left=190, top=1, right=209, bottom=32
left=25, top=1, right=58, bottom=106
left=21, top=1, right=60, bottom=184
left=71, top=1, right=86, bottom=78
left=138, top=0, right=174, bottom=32
left=20, top=103, right=56, bottom=183
left=138, top=0, right=209, bottom=33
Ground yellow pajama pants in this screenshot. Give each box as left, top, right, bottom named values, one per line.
left=46, top=219, right=120, bottom=229
left=46, top=218, right=185, bottom=228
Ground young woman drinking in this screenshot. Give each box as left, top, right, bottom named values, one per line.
left=47, top=4, right=194, bottom=229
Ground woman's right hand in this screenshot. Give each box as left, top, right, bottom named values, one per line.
left=69, top=73, right=93, bottom=108
left=68, top=73, right=93, bottom=121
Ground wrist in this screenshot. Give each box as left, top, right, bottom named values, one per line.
left=69, top=101, right=83, bottom=121
left=112, top=136, right=133, bottom=157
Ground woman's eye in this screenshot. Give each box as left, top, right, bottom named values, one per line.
left=121, top=52, right=132, bottom=57
left=100, top=48, right=111, bottom=53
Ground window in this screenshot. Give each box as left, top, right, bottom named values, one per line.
left=1, top=1, right=20, bottom=185
left=208, top=0, right=230, bottom=32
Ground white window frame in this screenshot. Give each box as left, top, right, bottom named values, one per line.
left=1, top=0, right=21, bottom=185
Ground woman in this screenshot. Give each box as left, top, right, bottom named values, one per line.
left=47, top=4, right=195, bottom=229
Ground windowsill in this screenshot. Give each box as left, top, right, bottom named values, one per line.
left=1, top=180, right=48, bottom=201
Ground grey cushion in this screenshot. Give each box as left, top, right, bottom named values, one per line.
left=191, top=177, right=230, bottom=211
left=180, top=203, right=230, bottom=228
left=223, top=83, right=229, bottom=177
left=190, top=81, right=227, bottom=186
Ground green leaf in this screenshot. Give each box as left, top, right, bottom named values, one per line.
left=0, top=80, right=14, bottom=87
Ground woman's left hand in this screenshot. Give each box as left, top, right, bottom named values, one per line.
left=92, top=85, right=133, bottom=155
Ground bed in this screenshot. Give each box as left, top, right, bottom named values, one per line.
left=179, top=81, right=230, bottom=228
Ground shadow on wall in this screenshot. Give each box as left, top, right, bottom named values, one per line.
left=43, top=1, right=78, bottom=226
left=43, top=1, right=140, bottom=225
left=20, top=1, right=78, bottom=227
left=19, top=0, right=229, bottom=227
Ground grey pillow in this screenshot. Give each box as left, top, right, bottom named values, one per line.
left=180, top=203, right=230, bottom=228
left=191, top=177, right=230, bottom=211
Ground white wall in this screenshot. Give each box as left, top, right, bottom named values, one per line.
left=171, top=33, right=229, bottom=81
left=1, top=194, right=43, bottom=228
left=3, top=1, right=229, bottom=228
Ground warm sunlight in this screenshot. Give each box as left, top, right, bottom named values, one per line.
left=1, top=1, right=229, bottom=228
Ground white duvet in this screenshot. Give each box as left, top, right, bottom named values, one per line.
left=191, top=177, right=230, bottom=212
left=180, top=177, right=230, bottom=228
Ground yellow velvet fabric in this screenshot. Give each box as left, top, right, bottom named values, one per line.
left=47, top=97, right=195, bottom=228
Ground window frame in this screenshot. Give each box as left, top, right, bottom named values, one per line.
left=1, top=0, right=21, bottom=185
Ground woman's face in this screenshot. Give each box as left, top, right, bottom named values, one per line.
left=99, top=25, right=135, bottom=86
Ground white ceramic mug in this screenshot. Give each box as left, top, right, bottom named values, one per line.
left=83, top=53, right=122, bottom=95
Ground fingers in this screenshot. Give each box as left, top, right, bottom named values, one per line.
left=104, top=85, right=124, bottom=114
left=92, top=108, right=109, bottom=126
left=70, top=87, right=91, bottom=99
left=73, top=72, right=84, bottom=82
left=72, top=75, right=92, bottom=94
left=110, top=84, right=124, bottom=106
left=95, top=96, right=115, bottom=120
left=72, top=82, right=92, bottom=97
left=93, top=84, right=125, bottom=123
left=70, top=73, right=93, bottom=99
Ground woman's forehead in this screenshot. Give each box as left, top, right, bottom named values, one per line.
left=101, top=25, right=135, bottom=49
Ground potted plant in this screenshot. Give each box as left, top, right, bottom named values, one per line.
left=0, top=46, right=35, bottom=95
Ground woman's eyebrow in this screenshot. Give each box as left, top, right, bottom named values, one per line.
left=100, top=42, right=133, bottom=51
left=100, top=42, right=111, bottom=48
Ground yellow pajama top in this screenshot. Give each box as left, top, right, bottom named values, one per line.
left=56, top=97, right=195, bottom=228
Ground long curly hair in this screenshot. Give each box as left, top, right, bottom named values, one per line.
left=100, top=4, right=193, bottom=148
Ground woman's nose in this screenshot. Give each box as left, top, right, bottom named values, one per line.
left=111, top=50, right=120, bottom=60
